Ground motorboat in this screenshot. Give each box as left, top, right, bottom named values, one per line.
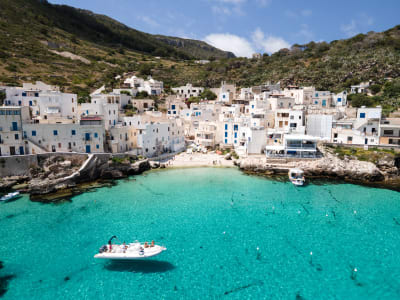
left=288, top=168, right=305, bottom=186
left=0, top=192, right=20, bottom=202
left=94, top=237, right=166, bottom=260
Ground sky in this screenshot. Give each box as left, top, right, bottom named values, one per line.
left=48, top=0, right=400, bottom=58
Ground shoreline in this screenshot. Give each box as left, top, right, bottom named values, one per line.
left=1, top=151, right=399, bottom=202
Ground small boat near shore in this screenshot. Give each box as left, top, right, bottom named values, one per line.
left=289, top=168, right=305, bottom=186
left=0, top=192, right=20, bottom=202
left=94, top=236, right=166, bottom=260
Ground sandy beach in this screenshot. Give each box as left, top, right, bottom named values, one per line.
left=162, top=152, right=236, bottom=168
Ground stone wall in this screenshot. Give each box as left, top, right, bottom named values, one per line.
left=0, top=155, right=38, bottom=177
left=0, top=152, right=88, bottom=177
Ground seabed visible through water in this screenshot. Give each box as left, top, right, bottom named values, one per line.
left=0, top=168, right=399, bottom=299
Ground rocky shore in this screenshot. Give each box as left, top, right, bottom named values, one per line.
left=0, top=154, right=160, bottom=200
left=1, top=146, right=399, bottom=200
left=236, top=146, right=400, bottom=190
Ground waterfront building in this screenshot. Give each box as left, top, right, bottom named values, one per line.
left=265, top=134, right=319, bottom=158
left=0, top=106, right=30, bottom=156
left=379, top=118, right=400, bottom=145
left=23, top=121, right=105, bottom=154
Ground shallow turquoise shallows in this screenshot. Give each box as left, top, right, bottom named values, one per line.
left=0, top=168, right=400, bottom=299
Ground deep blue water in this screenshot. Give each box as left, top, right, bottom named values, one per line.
left=0, top=168, right=399, bottom=299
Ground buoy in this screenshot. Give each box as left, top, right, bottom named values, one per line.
left=256, top=247, right=259, bottom=251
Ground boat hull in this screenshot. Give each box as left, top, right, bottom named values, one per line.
left=94, top=245, right=166, bottom=260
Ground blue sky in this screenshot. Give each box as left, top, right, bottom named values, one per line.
left=49, top=0, right=400, bottom=57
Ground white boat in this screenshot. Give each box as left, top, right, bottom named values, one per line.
left=0, top=192, right=20, bottom=202
left=94, top=240, right=166, bottom=260
left=288, top=168, right=305, bottom=186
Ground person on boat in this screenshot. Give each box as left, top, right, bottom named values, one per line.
left=144, top=242, right=149, bottom=248
left=122, top=242, right=127, bottom=253
left=150, top=240, right=155, bottom=247
left=108, top=241, right=112, bottom=252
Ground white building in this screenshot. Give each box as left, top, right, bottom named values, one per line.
left=0, top=106, right=30, bottom=156
left=172, top=84, right=204, bottom=99
left=23, top=122, right=105, bottom=154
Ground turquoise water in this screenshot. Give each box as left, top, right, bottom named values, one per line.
left=0, top=168, right=400, bottom=299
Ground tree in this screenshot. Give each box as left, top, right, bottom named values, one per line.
left=349, top=94, right=374, bottom=108
left=0, top=90, right=6, bottom=105
left=200, top=89, right=217, bottom=100
left=135, top=91, right=149, bottom=98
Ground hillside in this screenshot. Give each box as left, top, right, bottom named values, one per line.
left=0, top=0, right=232, bottom=99
left=154, top=35, right=235, bottom=60
left=0, top=0, right=399, bottom=112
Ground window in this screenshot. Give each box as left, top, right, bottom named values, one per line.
left=71, top=130, right=76, bottom=135
left=225, top=132, right=228, bottom=137
left=58, top=143, right=61, bottom=148
left=225, top=139, right=228, bottom=144
left=29, top=101, right=32, bottom=106
left=34, top=93, right=39, bottom=97
left=315, top=93, right=318, bottom=97
left=15, top=134, right=19, bottom=140
left=18, top=101, right=21, bottom=105
left=337, top=98, right=342, bottom=102
left=32, top=130, right=36, bottom=136
left=53, top=130, right=58, bottom=136
left=322, top=100, right=327, bottom=107
left=347, top=136, right=353, bottom=142
left=225, top=124, right=228, bottom=130
left=359, top=113, right=366, bottom=119
left=22, top=92, right=26, bottom=97
left=234, top=125, right=238, bottom=131
left=96, top=144, right=99, bottom=149
left=94, top=133, right=98, bottom=138
left=383, top=130, right=393, bottom=135
left=171, top=105, right=176, bottom=110
left=234, top=132, right=237, bottom=138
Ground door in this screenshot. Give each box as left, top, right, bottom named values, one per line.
left=10, top=146, right=15, bottom=155
left=86, top=145, right=91, bottom=153
left=19, top=146, right=24, bottom=155
left=365, top=138, right=368, bottom=145
left=12, top=122, right=18, bottom=131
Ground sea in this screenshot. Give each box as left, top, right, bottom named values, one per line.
left=0, top=168, right=399, bottom=299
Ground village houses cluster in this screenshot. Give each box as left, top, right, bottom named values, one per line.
left=0, top=76, right=399, bottom=158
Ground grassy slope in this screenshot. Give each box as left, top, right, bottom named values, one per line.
left=0, top=0, right=399, bottom=107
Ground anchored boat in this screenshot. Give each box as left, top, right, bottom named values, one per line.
left=288, top=168, right=305, bottom=186
left=94, top=236, right=166, bottom=260
left=0, top=192, right=20, bottom=202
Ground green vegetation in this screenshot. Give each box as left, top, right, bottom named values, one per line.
left=328, top=145, right=399, bottom=164
left=187, top=96, right=200, bottom=104
left=0, top=0, right=400, bottom=102
left=347, top=78, right=400, bottom=114
left=135, top=91, right=149, bottom=98
left=200, top=89, right=217, bottom=100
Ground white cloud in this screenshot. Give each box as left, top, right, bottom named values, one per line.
left=285, top=9, right=312, bottom=18
left=341, top=13, right=374, bottom=37
left=301, top=9, right=312, bottom=17
left=297, top=24, right=314, bottom=41
left=214, top=0, right=246, bottom=3
left=251, top=28, right=290, bottom=53
left=204, top=33, right=255, bottom=57
left=255, top=0, right=272, bottom=7
left=210, top=0, right=246, bottom=16
left=137, top=16, right=159, bottom=27
left=341, top=20, right=357, bottom=37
